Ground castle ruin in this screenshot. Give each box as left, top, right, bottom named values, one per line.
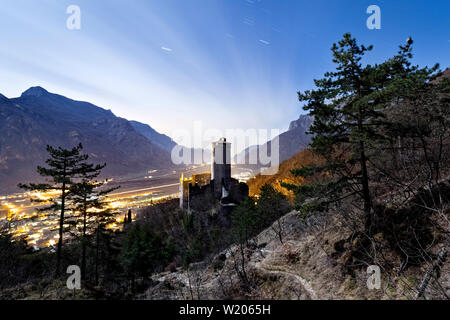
left=179, top=138, right=248, bottom=211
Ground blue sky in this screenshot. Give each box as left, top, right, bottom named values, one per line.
left=0, top=0, right=449, bottom=143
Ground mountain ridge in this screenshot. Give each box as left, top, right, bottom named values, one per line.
left=0, top=87, right=174, bottom=194
left=234, top=114, right=314, bottom=166
left=129, top=120, right=177, bottom=153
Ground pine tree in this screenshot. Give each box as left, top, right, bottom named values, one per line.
left=119, top=223, right=170, bottom=290
left=19, top=143, right=111, bottom=276
left=230, top=197, right=257, bottom=290
left=288, top=33, right=424, bottom=233
left=19, top=144, right=88, bottom=276
left=231, top=197, right=257, bottom=247
left=68, top=162, right=119, bottom=281
left=256, top=184, right=290, bottom=243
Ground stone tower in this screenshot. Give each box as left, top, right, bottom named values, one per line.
left=211, top=137, right=231, bottom=198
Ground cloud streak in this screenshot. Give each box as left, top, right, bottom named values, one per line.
left=1, top=0, right=448, bottom=145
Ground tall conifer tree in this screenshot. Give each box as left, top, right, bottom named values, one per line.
left=289, top=34, right=423, bottom=233
left=68, top=162, right=118, bottom=281
left=19, top=144, right=106, bottom=276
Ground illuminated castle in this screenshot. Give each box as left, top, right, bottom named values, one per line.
left=179, top=138, right=248, bottom=210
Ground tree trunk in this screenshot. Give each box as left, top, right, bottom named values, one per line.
left=360, top=141, right=373, bottom=233
left=55, top=160, right=67, bottom=277
left=357, top=106, right=373, bottom=234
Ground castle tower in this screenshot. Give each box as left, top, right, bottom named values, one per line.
left=211, top=137, right=231, bottom=198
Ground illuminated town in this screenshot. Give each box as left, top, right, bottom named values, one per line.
left=0, top=187, right=178, bottom=249
left=0, top=165, right=253, bottom=249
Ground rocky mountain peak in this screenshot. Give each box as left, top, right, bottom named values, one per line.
left=288, top=114, right=313, bottom=131
left=21, top=86, right=50, bottom=98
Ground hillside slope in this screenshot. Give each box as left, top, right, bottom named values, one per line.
left=247, top=149, right=322, bottom=198
left=130, top=120, right=177, bottom=153
left=145, top=206, right=449, bottom=300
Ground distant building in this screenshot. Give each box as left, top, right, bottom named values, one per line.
left=179, top=138, right=248, bottom=211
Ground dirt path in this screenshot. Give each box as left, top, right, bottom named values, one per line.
left=252, top=242, right=318, bottom=300
left=253, top=260, right=318, bottom=300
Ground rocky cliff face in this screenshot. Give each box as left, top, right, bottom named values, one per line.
left=288, top=114, right=314, bottom=132
left=234, top=114, right=314, bottom=166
